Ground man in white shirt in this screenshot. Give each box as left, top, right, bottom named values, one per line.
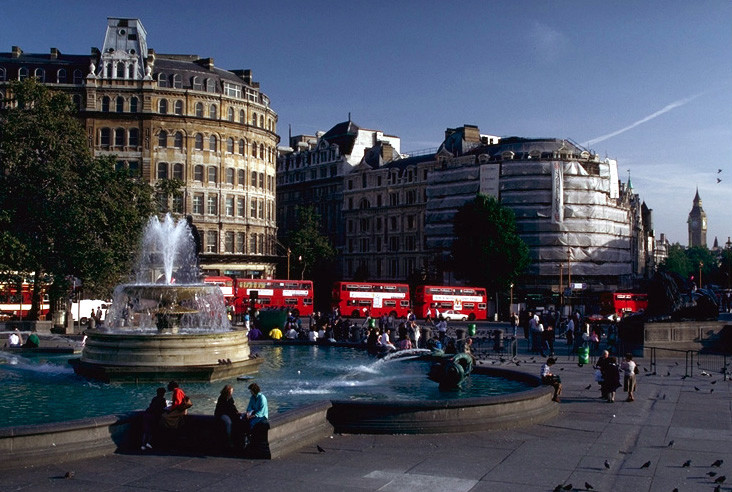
left=7, top=329, right=21, bottom=347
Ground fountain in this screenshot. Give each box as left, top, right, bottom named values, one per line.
left=71, top=214, right=262, bottom=382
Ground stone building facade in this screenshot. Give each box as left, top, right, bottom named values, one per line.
left=0, top=18, right=279, bottom=278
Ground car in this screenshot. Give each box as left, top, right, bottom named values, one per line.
left=441, top=310, right=468, bottom=321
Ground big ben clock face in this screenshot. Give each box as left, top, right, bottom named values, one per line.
left=691, top=219, right=699, bottom=228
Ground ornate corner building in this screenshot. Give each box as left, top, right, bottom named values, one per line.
left=0, top=18, right=279, bottom=278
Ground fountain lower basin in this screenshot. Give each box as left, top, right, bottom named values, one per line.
left=71, top=329, right=262, bottom=382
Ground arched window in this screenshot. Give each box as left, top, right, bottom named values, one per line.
left=116, top=96, right=125, bottom=112
left=130, top=97, right=138, bottom=112
left=259, top=115, right=264, bottom=127
left=157, top=73, right=168, bottom=87
left=238, top=169, right=245, bottom=187
left=101, top=96, right=110, bottom=112
left=157, top=162, right=168, bottom=180
left=0, top=67, right=6, bottom=81
left=194, top=134, right=203, bottom=150
left=105, top=63, right=112, bottom=78
left=205, top=78, right=215, bottom=92
left=100, top=128, right=111, bottom=148
left=228, top=107, right=234, bottom=121
left=174, top=131, right=183, bottom=149
left=158, top=99, right=168, bottom=114
left=33, top=68, right=45, bottom=82
left=116, top=63, right=125, bottom=78
left=173, top=163, right=184, bottom=180
left=128, top=64, right=135, bottom=79
left=73, top=69, right=82, bottom=84
left=207, top=166, right=217, bottom=183
left=251, top=141, right=257, bottom=157
left=192, top=76, right=202, bottom=91
left=359, top=198, right=370, bottom=210
left=174, top=100, right=183, bottom=115
left=259, top=143, right=264, bottom=158
left=129, top=128, right=139, bottom=147
left=172, top=74, right=182, bottom=88
left=238, top=139, right=245, bottom=155
left=194, top=102, right=203, bottom=117
left=194, top=165, right=204, bottom=181
left=209, top=104, right=217, bottom=119
left=114, top=128, right=125, bottom=147
left=158, top=130, right=168, bottom=148
left=251, top=171, right=257, bottom=187
left=226, top=138, right=234, bottom=153
left=56, top=69, right=66, bottom=83
left=209, top=135, right=217, bottom=152
left=239, top=109, right=245, bottom=123
left=226, top=168, right=235, bottom=184
left=251, top=112, right=257, bottom=126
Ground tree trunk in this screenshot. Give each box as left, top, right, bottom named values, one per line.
left=29, top=269, right=43, bottom=321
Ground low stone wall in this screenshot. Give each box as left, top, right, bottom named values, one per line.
left=328, top=368, right=556, bottom=434
left=1, top=320, right=53, bottom=334
left=644, top=321, right=730, bottom=351
left=0, top=402, right=333, bottom=471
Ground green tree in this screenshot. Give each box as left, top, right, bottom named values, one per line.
left=451, top=194, right=530, bottom=294
left=659, top=243, right=690, bottom=278
left=0, top=79, right=155, bottom=317
left=659, top=244, right=716, bottom=287
left=285, top=206, right=335, bottom=280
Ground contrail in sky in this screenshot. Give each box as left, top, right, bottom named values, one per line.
left=582, top=93, right=704, bottom=147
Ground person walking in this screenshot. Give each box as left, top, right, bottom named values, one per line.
left=620, top=353, right=637, bottom=402
left=600, top=356, right=621, bottom=403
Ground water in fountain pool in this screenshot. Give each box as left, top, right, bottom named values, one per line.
left=0, top=345, right=531, bottom=428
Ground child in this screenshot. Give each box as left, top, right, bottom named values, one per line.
left=141, top=387, right=167, bottom=450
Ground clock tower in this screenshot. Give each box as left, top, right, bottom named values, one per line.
left=687, top=188, right=707, bottom=248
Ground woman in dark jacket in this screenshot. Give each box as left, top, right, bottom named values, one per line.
left=600, top=356, right=621, bottom=403
left=215, top=384, right=241, bottom=449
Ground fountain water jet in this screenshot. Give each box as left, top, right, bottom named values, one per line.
left=71, top=214, right=262, bottom=382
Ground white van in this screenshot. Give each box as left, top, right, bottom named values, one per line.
left=70, top=299, right=110, bottom=323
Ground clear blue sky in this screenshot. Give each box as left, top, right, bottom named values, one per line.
left=2, top=0, right=731, bottom=246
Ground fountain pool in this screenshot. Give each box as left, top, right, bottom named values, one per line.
left=0, top=344, right=532, bottom=428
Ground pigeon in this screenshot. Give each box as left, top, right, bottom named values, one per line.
left=712, top=380, right=717, bottom=384
left=641, top=461, right=651, bottom=469
left=317, top=445, right=325, bottom=453
left=554, top=486, right=563, bottom=492
left=708, top=471, right=718, bottom=477
left=719, top=169, right=723, bottom=173
left=643, top=367, right=648, bottom=372
left=604, top=460, right=610, bottom=469
left=64, top=471, right=75, bottom=479
left=562, top=484, right=572, bottom=491
left=585, top=384, right=592, bottom=390
left=712, top=460, right=724, bottom=467
left=585, top=481, right=594, bottom=490
left=717, top=178, right=722, bottom=183
left=715, top=475, right=726, bottom=484
left=665, top=371, right=671, bottom=377
left=668, top=440, right=674, bottom=447
left=711, top=389, right=715, bottom=393
left=694, top=386, right=700, bottom=391
left=682, top=460, right=691, bottom=467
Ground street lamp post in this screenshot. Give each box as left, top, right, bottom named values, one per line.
left=699, top=261, right=703, bottom=289
left=510, top=283, right=514, bottom=313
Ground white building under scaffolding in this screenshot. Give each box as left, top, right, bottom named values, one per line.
left=426, top=127, right=654, bottom=297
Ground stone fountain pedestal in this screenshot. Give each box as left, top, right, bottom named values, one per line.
left=71, top=329, right=263, bottom=383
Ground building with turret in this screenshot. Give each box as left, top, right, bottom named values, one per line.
left=0, top=18, right=280, bottom=278
left=687, top=189, right=707, bottom=248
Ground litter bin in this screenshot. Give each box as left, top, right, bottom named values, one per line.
left=578, top=345, right=590, bottom=366
left=468, top=323, right=477, bottom=336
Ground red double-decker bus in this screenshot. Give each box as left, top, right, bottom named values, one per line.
left=612, top=292, right=648, bottom=317
left=234, top=278, right=314, bottom=317
left=414, top=285, right=487, bottom=321
left=203, top=276, right=235, bottom=300
left=0, top=282, right=50, bottom=320
left=332, top=281, right=411, bottom=318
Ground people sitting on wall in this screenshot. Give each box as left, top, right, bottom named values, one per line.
left=23, top=332, right=39, bottom=348
left=284, top=325, right=298, bottom=340
left=540, top=357, right=562, bottom=402
left=247, top=325, right=263, bottom=341
left=161, top=381, right=192, bottom=431
left=215, top=384, right=243, bottom=451
left=268, top=326, right=282, bottom=340
left=141, top=387, right=167, bottom=450
left=7, top=328, right=22, bottom=347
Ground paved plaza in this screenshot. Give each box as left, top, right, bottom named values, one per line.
left=2, top=338, right=732, bottom=492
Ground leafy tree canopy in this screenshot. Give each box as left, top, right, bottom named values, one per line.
left=451, top=194, right=530, bottom=294
left=285, top=206, right=335, bottom=280
left=659, top=243, right=726, bottom=288
left=0, top=79, right=155, bottom=317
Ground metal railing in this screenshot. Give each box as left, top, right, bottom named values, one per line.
left=643, top=346, right=729, bottom=380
